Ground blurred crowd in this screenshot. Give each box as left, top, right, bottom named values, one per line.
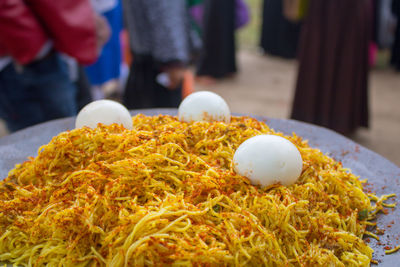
left=0, top=0, right=399, bottom=135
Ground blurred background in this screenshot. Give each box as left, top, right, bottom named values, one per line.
left=0, top=0, right=399, bottom=165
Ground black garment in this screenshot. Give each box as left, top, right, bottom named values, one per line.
left=122, top=0, right=198, bottom=109
left=75, top=66, right=93, bottom=110
left=391, top=0, right=400, bottom=70
left=0, top=52, right=77, bottom=132
left=260, top=0, right=302, bottom=59
left=123, top=54, right=182, bottom=109
left=196, top=0, right=237, bottom=78
left=373, top=0, right=378, bottom=44
left=291, top=0, right=371, bottom=135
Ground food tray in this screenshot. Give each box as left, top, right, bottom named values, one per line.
left=0, top=109, right=399, bottom=265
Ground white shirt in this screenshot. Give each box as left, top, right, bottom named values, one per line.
left=0, top=57, right=11, bottom=72
left=0, top=41, right=52, bottom=72
left=90, top=0, right=117, bottom=13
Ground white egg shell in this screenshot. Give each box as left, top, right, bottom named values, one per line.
left=233, top=135, right=303, bottom=187
left=75, top=100, right=133, bottom=130
left=178, top=91, right=230, bottom=123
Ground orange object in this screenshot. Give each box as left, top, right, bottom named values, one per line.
left=182, top=70, right=194, bottom=98
left=120, top=30, right=133, bottom=66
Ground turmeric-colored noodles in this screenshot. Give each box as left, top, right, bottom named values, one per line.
left=0, top=115, right=394, bottom=266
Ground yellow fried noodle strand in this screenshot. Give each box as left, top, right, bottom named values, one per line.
left=0, top=115, right=394, bottom=266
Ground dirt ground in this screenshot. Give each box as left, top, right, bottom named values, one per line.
left=196, top=50, right=400, bottom=166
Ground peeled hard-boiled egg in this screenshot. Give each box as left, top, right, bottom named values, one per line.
left=178, top=91, right=230, bottom=123
left=233, top=135, right=303, bottom=187
left=75, top=100, right=133, bottom=130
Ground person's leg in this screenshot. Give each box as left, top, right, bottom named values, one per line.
left=154, top=81, right=182, bottom=108
left=0, top=64, right=45, bottom=132
left=123, top=54, right=157, bottom=109
left=196, top=0, right=236, bottom=78
left=75, top=65, right=93, bottom=110
left=28, top=53, right=78, bottom=121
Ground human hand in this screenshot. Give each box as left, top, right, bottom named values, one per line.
left=165, top=67, right=186, bottom=90
left=94, top=14, right=111, bottom=54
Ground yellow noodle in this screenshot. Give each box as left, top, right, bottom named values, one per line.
left=385, top=245, right=400, bottom=255
left=0, top=114, right=395, bottom=266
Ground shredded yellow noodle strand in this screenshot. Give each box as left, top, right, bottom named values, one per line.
left=0, top=115, right=393, bottom=266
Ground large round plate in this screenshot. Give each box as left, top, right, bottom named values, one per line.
left=0, top=109, right=399, bottom=265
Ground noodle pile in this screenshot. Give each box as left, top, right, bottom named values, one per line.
left=0, top=114, right=391, bottom=266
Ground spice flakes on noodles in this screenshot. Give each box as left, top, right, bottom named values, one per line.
left=0, top=114, right=395, bottom=266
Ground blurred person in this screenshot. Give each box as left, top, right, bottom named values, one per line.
left=0, top=0, right=110, bottom=132
left=62, top=54, right=95, bottom=110
left=260, top=0, right=302, bottom=59
left=85, top=0, right=123, bottom=99
left=291, top=0, right=371, bottom=135
left=375, top=0, right=397, bottom=50
left=196, top=0, right=238, bottom=84
left=369, top=0, right=397, bottom=67
left=76, top=66, right=95, bottom=110
left=122, top=0, right=201, bottom=109
left=391, top=0, right=400, bottom=70
left=188, top=0, right=204, bottom=36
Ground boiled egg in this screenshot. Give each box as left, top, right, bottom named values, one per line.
left=233, top=135, right=303, bottom=187
left=178, top=91, right=230, bottom=123
left=75, top=100, right=133, bottom=129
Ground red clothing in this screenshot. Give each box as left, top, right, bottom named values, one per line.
left=0, top=0, right=97, bottom=65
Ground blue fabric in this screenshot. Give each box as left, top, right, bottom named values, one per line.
left=0, top=53, right=77, bottom=132
left=85, top=1, right=122, bottom=85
